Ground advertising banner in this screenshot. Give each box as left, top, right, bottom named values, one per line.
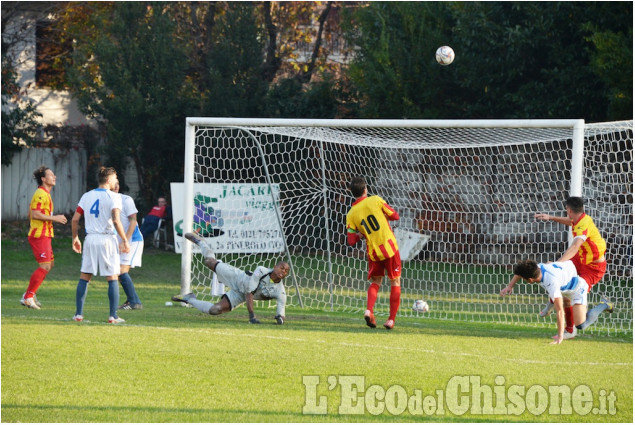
left=170, top=183, right=284, bottom=254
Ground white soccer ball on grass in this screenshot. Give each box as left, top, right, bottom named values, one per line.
left=435, top=46, right=455, bottom=65
left=412, top=299, right=429, bottom=313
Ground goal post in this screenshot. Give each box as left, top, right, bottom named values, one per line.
left=179, top=118, right=632, bottom=334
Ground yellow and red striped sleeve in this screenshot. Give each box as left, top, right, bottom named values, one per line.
left=28, top=187, right=54, bottom=238
left=572, top=213, right=606, bottom=264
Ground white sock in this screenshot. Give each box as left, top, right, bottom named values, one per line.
left=188, top=298, right=214, bottom=314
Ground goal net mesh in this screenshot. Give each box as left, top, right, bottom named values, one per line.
left=185, top=120, right=632, bottom=334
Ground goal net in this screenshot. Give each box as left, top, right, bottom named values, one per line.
left=179, top=118, right=632, bottom=334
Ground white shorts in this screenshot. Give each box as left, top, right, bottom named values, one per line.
left=215, top=263, right=251, bottom=310
left=215, top=263, right=251, bottom=293
left=224, top=290, right=247, bottom=311
left=564, top=277, right=589, bottom=306
left=120, top=240, right=144, bottom=268
left=81, top=234, right=120, bottom=276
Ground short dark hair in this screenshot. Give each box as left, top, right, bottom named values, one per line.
left=98, top=166, right=117, bottom=184
left=565, top=197, right=584, bottom=214
left=513, top=259, right=540, bottom=280
left=349, top=176, right=367, bottom=198
left=33, top=166, right=50, bottom=186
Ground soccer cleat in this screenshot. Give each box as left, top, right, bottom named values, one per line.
left=23, top=297, right=41, bottom=310
left=184, top=232, right=215, bottom=259
left=364, top=309, right=376, bottom=328
left=21, top=293, right=42, bottom=308
left=72, top=315, right=84, bottom=322
left=600, top=295, right=614, bottom=313
left=172, top=293, right=196, bottom=304
left=120, top=302, right=143, bottom=310
left=108, top=316, right=125, bottom=324
left=563, top=328, right=577, bottom=340
left=383, top=319, right=395, bottom=330
left=539, top=301, right=554, bottom=317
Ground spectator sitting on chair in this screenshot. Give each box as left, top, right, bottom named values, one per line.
left=140, top=196, right=171, bottom=240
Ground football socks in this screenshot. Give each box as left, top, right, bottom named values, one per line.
left=389, top=285, right=401, bottom=321
left=367, top=283, right=380, bottom=312
left=26, top=267, right=48, bottom=298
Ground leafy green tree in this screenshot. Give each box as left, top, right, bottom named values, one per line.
left=343, top=2, right=456, bottom=118
left=264, top=75, right=343, bottom=118
left=202, top=2, right=268, bottom=117
left=65, top=2, right=188, bottom=204
left=344, top=1, right=632, bottom=121
left=583, top=3, right=633, bottom=120
left=453, top=2, right=632, bottom=120
left=1, top=60, right=42, bottom=165
left=1, top=6, right=43, bottom=166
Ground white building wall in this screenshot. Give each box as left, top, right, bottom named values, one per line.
left=1, top=148, right=87, bottom=220
left=5, top=12, right=94, bottom=127
left=2, top=6, right=141, bottom=206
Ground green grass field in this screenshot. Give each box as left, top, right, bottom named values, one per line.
left=1, top=226, right=632, bottom=422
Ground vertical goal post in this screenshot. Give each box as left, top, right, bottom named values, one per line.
left=179, top=118, right=632, bottom=334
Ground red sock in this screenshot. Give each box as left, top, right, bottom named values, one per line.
left=367, top=283, right=380, bottom=312
left=389, top=285, right=401, bottom=321
left=26, top=268, right=48, bottom=298
left=565, top=306, right=575, bottom=333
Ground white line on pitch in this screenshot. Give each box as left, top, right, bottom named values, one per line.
left=6, top=314, right=629, bottom=368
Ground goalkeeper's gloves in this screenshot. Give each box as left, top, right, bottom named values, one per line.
left=249, top=312, right=260, bottom=324
left=275, top=315, right=284, bottom=325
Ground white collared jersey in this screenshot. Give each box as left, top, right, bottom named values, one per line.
left=538, top=261, right=583, bottom=300
left=251, top=266, right=287, bottom=317
left=119, top=193, right=143, bottom=243
left=214, top=263, right=287, bottom=317
left=77, top=188, right=122, bottom=235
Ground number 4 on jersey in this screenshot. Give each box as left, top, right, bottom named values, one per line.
left=89, top=199, right=100, bottom=217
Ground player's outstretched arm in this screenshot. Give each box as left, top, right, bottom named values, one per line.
left=274, top=291, right=287, bottom=325
left=500, top=274, right=521, bottom=296
left=550, top=297, right=565, bottom=345
left=534, top=213, right=572, bottom=227
left=246, top=293, right=260, bottom=324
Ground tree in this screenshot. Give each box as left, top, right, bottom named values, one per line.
left=452, top=2, right=632, bottom=121
left=343, top=2, right=456, bottom=118
left=1, top=2, right=44, bottom=165
left=344, top=1, right=633, bottom=121
left=1, top=57, right=42, bottom=166
left=63, top=2, right=189, bottom=205
left=584, top=3, right=633, bottom=120
left=202, top=2, right=269, bottom=117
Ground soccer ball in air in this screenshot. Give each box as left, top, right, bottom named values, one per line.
left=412, top=299, right=429, bottom=313
left=435, top=46, right=455, bottom=65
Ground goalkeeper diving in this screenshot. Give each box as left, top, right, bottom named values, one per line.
left=172, top=233, right=289, bottom=324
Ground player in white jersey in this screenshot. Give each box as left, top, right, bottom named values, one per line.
left=509, top=259, right=612, bottom=344
left=71, top=167, right=130, bottom=324
left=114, top=182, right=144, bottom=310
left=172, top=233, right=289, bottom=324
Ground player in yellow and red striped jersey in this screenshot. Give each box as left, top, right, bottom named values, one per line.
left=502, top=197, right=611, bottom=339
left=534, top=197, right=609, bottom=337
left=23, top=166, right=68, bottom=309
left=346, top=176, right=401, bottom=330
